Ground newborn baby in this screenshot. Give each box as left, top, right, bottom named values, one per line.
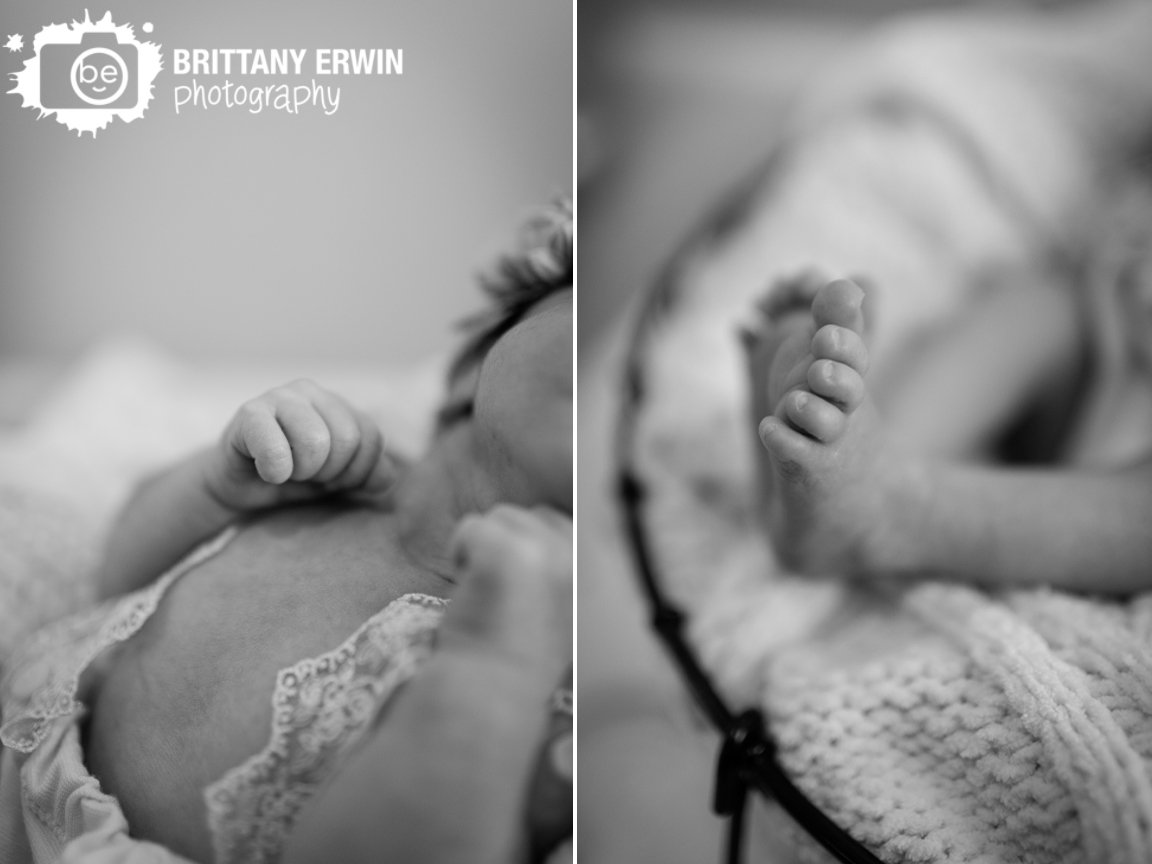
left=0, top=201, right=572, bottom=864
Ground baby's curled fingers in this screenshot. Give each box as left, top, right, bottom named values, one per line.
left=326, top=412, right=397, bottom=495
left=306, top=388, right=365, bottom=484
left=234, top=401, right=294, bottom=484
left=220, top=380, right=404, bottom=513
left=272, top=396, right=333, bottom=482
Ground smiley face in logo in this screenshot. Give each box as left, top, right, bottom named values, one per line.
left=71, top=46, right=129, bottom=106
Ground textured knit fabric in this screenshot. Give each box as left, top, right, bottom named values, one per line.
left=732, top=583, right=1152, bottom=864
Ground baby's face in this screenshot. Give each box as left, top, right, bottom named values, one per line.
left=469, top=288, right=573, bottom=513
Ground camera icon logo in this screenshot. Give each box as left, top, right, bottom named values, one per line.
left=40, top=32, right=138, bottom=109
left=10, top=12, right=161, bottom=137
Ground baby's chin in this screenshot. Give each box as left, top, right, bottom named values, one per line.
left=518, top=457, right=573, bottom=516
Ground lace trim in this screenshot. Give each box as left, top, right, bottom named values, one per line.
left=204, top=592, right=448, bottom=864
left=0, top=529, right=238, bottom=754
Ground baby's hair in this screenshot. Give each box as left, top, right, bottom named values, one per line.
left=447, top=196, right=573, bottom=384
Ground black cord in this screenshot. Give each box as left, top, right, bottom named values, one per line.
left=613, top=290, right=885, bottom=864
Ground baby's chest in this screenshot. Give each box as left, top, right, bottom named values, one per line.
left=133, top=517, right=424, bottom=712
left=84, top=514, right=447, bottom=861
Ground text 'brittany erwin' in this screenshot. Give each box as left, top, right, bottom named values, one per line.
left=171, top=48, right=403, bottom=77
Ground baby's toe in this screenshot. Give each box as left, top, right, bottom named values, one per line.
left=780, top=389, right=847, bottom=443
left=759, top=269, right=828, bottom=320
left=812, top=278, right=866, bottom=334
left=811, top=324, right=869, bottom=375
left=807, top=359, right=865, bottom=411
left=758, top=415, right=816, bottom=468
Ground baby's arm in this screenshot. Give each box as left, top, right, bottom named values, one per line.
left=94, top=449, right=241, bottom=599
left=95, top=379, right=394, bottom=599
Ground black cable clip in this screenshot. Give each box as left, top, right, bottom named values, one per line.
left=714, top=710, right=770, bottom=864
left=713, top=709, right=769, bottom=815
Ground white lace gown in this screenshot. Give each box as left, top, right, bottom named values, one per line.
left=0, top=528, right=448, bottom=864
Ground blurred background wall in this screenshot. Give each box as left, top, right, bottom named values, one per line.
left=576, top=0, right=1079, bottom=351
left=0, top=0, right=571, bottom=382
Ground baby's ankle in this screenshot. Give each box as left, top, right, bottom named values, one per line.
left=852, top=456, right=934, bottom=580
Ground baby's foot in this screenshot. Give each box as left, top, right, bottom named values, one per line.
left=741, top=269, right=829, bottom=502
left=748, top=277, right=903, bottom=576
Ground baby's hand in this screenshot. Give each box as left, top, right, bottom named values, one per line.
left=205, top=379, right=396, bottom=512
left=447, top=506, right=573, bottom=861
left=446, top=506, right=572, bottom=681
